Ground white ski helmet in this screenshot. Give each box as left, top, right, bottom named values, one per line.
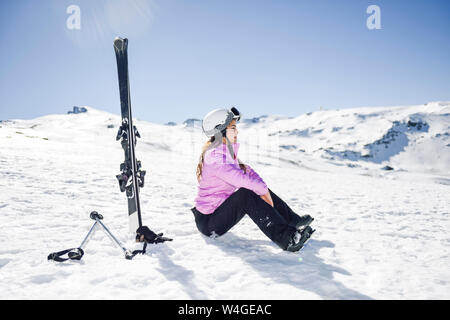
left=202, top=107, right=241, bottom=137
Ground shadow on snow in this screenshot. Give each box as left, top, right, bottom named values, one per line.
left=203, top=233, right=372, bottom=300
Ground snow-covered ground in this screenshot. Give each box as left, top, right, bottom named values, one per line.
left=0, top=102, right=449, bottom=299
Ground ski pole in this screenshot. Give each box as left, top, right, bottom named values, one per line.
left=79, top=220, right=99, bottom=249
left=89, top=211, right=134, bottom=259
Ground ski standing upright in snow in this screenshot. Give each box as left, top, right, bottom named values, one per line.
left=113, top=37, right=172, bottom=249
left=47, top=38, right=171, bottom=263
left=114, top=37, right=145, bottom=234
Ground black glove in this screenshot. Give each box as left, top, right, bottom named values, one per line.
left=136, top=226, right=173, bottom=244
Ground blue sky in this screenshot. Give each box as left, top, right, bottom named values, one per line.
left=0, top=0, right=449, bottom=124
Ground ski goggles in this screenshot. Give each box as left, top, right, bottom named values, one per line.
left=230, top=107, right=241, bottom=122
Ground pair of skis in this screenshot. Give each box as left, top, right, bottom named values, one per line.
left=113, top=37, right=145, bottom=234
left=48, top=38, right=171, bottom=262
left=113, top=37, right=171, bottom=248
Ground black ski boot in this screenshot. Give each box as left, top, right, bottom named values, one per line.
left=286, top=226, right=315, bottom=252
left=292, top=214, right=314, bottom=230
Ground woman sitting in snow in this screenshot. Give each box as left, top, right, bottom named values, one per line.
left=191, top=107, right=315, bottom=252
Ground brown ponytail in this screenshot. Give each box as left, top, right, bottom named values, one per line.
left=196, top=137, right=214, bottom=183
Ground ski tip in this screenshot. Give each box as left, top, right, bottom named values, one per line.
left=113, top=37, right=128, bottom=51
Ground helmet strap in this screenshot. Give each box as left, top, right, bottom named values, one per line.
left=225, top=136, right=236, bottom=160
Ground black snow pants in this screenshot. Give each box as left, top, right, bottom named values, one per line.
left=191, top=188, right=303, bottom=250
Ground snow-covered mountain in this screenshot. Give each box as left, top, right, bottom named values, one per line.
left=0, top=102, right=449, bottom=299
left=239, top=101, right=450, bottom=176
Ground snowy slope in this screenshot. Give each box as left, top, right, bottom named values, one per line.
left=0, top=103, right=449, bottom=299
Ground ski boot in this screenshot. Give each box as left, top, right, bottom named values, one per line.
left=293, top=214, right=314, bottom=231
left=286, top=225, right=315, bottom=252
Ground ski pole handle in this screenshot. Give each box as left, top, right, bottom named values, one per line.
left=90, top=211, right=103, bottom=220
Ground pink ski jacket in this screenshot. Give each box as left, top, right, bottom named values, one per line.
left=194, top=142, right=268, bottom=214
